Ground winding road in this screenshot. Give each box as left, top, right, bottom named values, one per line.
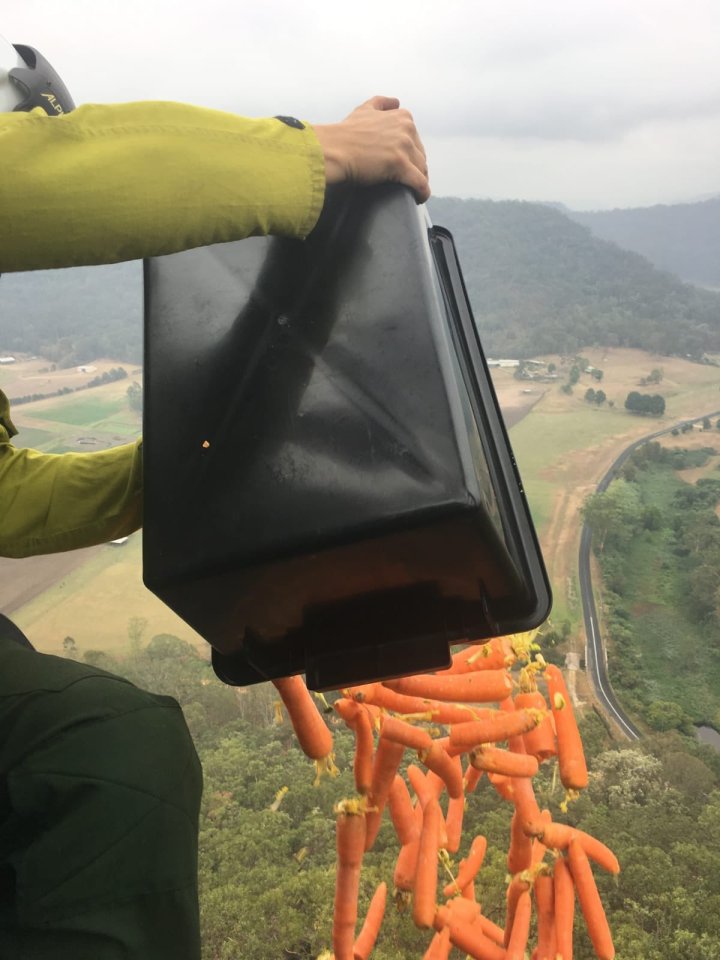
left=578, top=408, right=720, bottom=739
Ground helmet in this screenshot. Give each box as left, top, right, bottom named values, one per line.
left=0, top=33, right=74, bottom=114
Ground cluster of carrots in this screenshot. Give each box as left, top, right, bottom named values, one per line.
left=272, top=633, right=618, bottom=960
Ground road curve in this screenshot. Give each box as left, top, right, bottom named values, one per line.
left=578, top=408, right=720, bottom=740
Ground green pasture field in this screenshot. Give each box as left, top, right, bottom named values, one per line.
left=11, top=426, right=57, bottom=450
left=32, top=395, right=126, bottom=426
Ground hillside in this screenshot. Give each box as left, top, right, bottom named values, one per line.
left=3, top=200, right=720, bottom=365
left=567, top=197, right=720, bottom=289
left=428, top=197, right=720, bottom=359
left=0, top=260, right=142, bottom=366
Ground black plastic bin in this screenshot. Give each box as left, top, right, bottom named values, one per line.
left=143, top=184, right=551, bottom=690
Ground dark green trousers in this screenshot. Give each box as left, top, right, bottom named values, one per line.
left=0, top=620, right=203, bottom=959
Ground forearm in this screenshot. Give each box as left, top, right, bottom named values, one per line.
left=0, top=102, right=325, bottom=273
left=0, top=438, right=143, bottom=557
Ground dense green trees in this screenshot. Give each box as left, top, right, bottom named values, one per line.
left=624, top=391, right=666, bottom=415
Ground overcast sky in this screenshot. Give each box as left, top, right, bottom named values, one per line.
left=4, top=0, right=720, bottom=209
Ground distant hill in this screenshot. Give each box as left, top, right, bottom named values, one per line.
left=2, top=199, right=720, bottom=365
left=428, top=197, right=720, bottom=359
left=0, top=261, right=143, bottom=366
left=565, top=198, right=720, bottom=289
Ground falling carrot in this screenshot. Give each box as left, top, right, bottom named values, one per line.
left=273, top=676, right=334, bottom=762
left=449, top=709, right=539, bottom=751
left=422, top=925, right=451, bottom=960
left=335, top=699, right=374, bottom=796
left=488, top=771, right=515, bottom=803
left=464, top=763, right=484, bottom=793
left=469, top=744, right=539, bottom=778
left=567, top=839, right=615, bottom=960
left=438, top=636, right=515, bottom=674
left=554, top=855, right=575, bottom=960
left=445, top=918, right=506, bottom=960
left=364, top=737, right=405, bottom=850
left=504, top=874, right=530, bottom=947
left=352, top=881, right=387, bottom=960
left=380, top=714, right=434, bottom=752
left=333, top=802, right=367, bottom=960
left=385, top=670, right=513, bottom=703
left=445, top=791, right=465, bottom=854
left=514, top=690, right=557, bottom=761
left=413, top=796, right=442, bottom=929
left=537, top=821, right=620, bottom=875
left=534, top=871, right=556, bottom=960
left=443, top=833, right=487, bottom=897
left=388, top=775, right=419, bottom=846
left=508, top=774, right=543, bottom=834
left=407, top=764, right=435, bottom=809
left=507, top=809, right=533, bottom=874
left=419, top=742, right=464, bottom=799
left=346, top=683, right=486, bottom=725
left=505, top=888, right=532, bottom=960
left=544, top=665, right=588, bottom=790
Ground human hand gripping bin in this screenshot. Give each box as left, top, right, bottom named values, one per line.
left=142, top=185, right=551, bottom=690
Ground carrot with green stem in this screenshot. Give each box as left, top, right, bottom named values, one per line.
left=515, top=689, right=557, bottom=761
left=554, top=855, right=575, bottom=960
left=385, top=670, right=513, bottom=703
left=567, top=838, right=615, bottom=960
left=352, top=881, right=387, bottom=960
left=438, top=636, right=515, bottom=674
left=332, top=800, right=367, bottom=960
left=544, top=664, right=588, bottom=790
left=273, top=676, right=337, bottom=781
left=413, top=796, right=442, bottom=929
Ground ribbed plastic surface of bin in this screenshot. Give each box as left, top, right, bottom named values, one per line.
left=143, top=184, right=550, bottom=690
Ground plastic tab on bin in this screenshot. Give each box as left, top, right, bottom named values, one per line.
left=143, top=184, right=551, bottom=690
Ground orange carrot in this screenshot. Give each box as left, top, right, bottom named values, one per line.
left=413, top=797, right=442, bottom=929
left=469, top=744, right=539, bottom=778
left=352, top=881, right=387, bottom=960
left=443, top=834, right=487, bottom=897
left=273, top=675, right=334, bottom=761
left=544, top=665, right=588, bottom=790
left=504, top=875, right=530, bottom=947
left=464, top=763, right=484, bottom=793
left=335, top=699, right=374, bottom=795
left=333, top=805, right=367, bottom=960
left=534, top=872, right=556, bottom=960
left=505, top=888, right=532, bottom=960
left=508, top=774, right=543, bottom=834
left=407, top=764, right=435, bottom=809
left=380, top=715, right=433, bottom=752
left=385, top=671, right=513, bottom=703
left=446, top=919, right=506, bottom=960
left=449, top=710, right=539, bottom=751
left=422, top=925, right=451, bottom=960
left=554, top=856, right=575, bottom=960
left=445, top=792, right=465, bottom=854
left=488, top=771, right=515, bottom=802
left=478, top=914, right=505, bottom=946
left=388, top=775, right=419, bottom=846
left=347, top=683, right=486, bottom=725
left=515, top=690, right=557, bottom=761
left=438, top=637, right=515, bottom=674
left=537, top=822, right=620, bottom=875
left=446, top=896, right=482, bottom=925
left=394, top=833, right=422, bottom=891
left=567, top=839, right=615, bottom=960
left=507, top=810, right=533, bottom=874
left=420, top=742, right=464, bottom=799
left=364, top=737, right=405, bottom=850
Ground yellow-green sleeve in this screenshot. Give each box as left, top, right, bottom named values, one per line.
left=0, top=427, right=143, bottom=558
left=0, top=101, right=326, bottom=272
